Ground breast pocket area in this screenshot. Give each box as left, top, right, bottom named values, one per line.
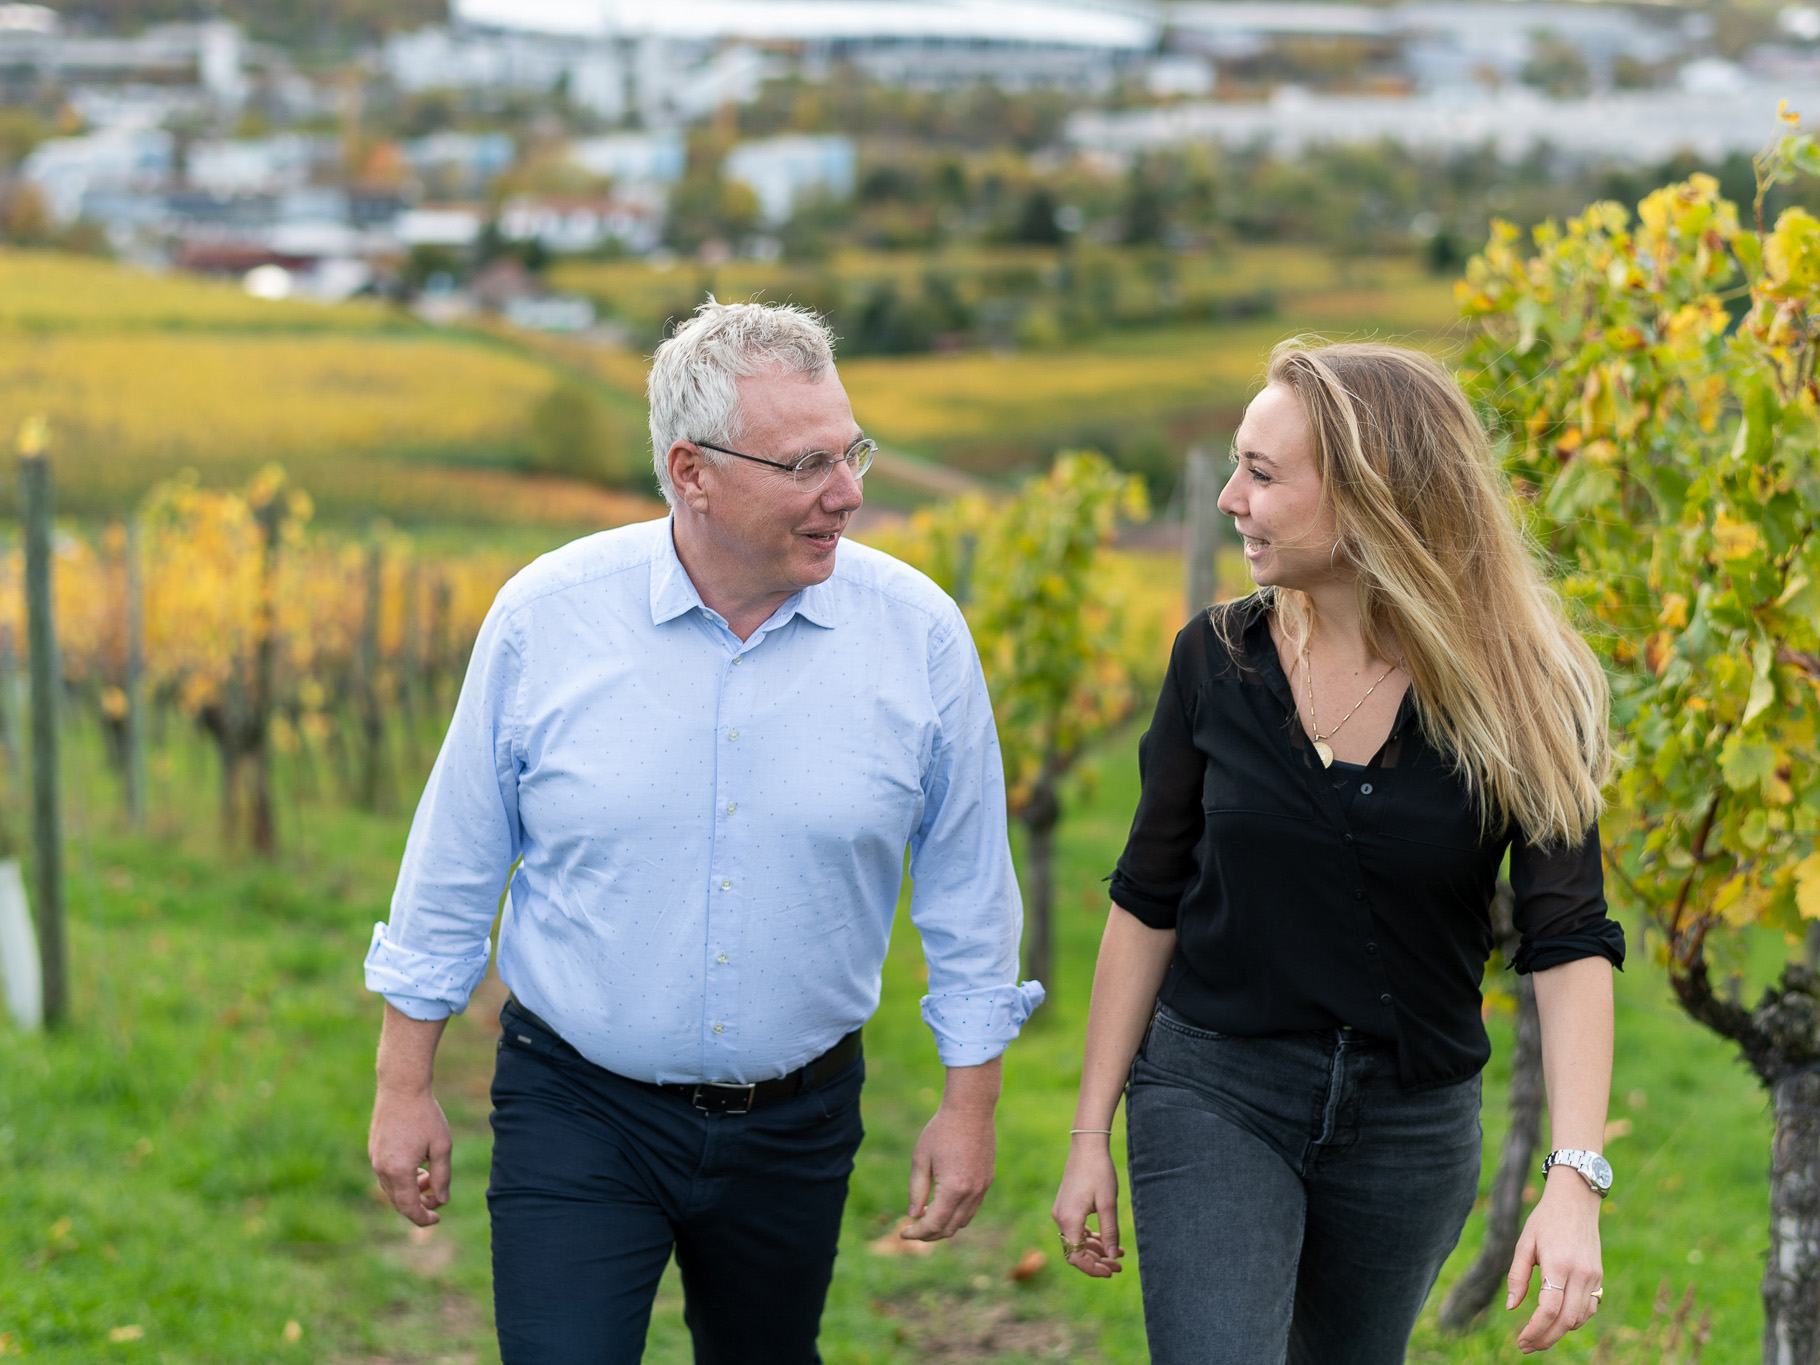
left=1200, top=747, right=1316, bottom=822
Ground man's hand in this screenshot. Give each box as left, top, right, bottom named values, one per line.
left=369, top=1084, right=454, bottom=1226
left=901, top=1058, right=1001, bottom=1242
left=369, top=1002, right=452, bottom=1227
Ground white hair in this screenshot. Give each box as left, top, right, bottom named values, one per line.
left=646, top=298, right=838, bottom=505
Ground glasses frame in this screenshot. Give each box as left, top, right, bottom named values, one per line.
left=693, top=437, right=877, bottom=491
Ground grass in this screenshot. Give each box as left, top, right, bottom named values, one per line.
left=0, top=702, right=1776, bottom=1363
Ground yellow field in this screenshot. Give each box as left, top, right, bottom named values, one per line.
left=0, top=249, right=396, bottom=332
left=0, top=331, right=552, bottom=467
left=0, top=250, right=660, bottom=528
left=576, top=262, right=1463, bottom=468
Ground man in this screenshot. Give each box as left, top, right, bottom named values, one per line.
left=364, top=299, right=1042, bottom=1364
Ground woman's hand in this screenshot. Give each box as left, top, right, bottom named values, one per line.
left=1505, top=1169, right=1603, bottom=1353
left=1052, top=1134, right=1125, bottom=1278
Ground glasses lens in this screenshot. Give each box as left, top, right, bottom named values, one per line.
left=847, top=439, right=877, bottom=479
left=792, top=452, right=838, bottom=490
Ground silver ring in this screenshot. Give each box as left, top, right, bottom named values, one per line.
left=1541, top=1278, right=1565, bottom=1293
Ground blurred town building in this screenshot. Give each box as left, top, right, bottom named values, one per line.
left=6, top=0, right=1820, bottom=314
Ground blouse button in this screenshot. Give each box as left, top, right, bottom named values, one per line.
left=1366, top=941, right=1379, bottom=954
left=1379, top=993, right=1392, bottom=1006
left=1353, top=887, right=1365, bottom=901
left=1360, top=783, right=1374, bottom=795
left=1341, top=833, right=1354, bottom=846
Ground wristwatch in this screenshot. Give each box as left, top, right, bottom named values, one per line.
left=1543, top=1148, right=1613, bottom=1198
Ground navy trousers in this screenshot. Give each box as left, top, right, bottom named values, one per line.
left=487, top=998, right=866, bottom=1364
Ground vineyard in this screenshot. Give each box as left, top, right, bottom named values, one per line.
left=3, top=139, right=1813, bottom=1361
left=13, top=466, right=518, bottom=851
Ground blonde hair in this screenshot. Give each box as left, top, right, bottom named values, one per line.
left=1254, top=338, right=1610, bottom=847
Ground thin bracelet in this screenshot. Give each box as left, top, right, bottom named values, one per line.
left=1070, top=1128, right=1114, bottom=1135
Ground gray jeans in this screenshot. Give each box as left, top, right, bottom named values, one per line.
left=1127, top=1006, right=1482, bottom=1365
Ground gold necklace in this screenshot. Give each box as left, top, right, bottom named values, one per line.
left=1300, top=643, right=1396, bottom=769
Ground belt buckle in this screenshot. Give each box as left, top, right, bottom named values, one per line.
left=691, top=1082, right=757, bottom=1115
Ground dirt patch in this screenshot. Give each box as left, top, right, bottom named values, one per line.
left=874, top=1294, right=1091, bottom=1362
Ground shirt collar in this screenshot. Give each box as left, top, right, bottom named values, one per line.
left=648, top=518, right=841, bottom=631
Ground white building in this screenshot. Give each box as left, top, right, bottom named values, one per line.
left=186, top=134, right=318, bottom=196
left=724, top=135, right=856, bottom=224
left=568, top=130, right=685, bottom=185
left=499, top=186, right=666, bottom=253
left=448, top=0, right=1159, bottom=102
left=1067, top=82, right=1820, bottom=166
left=384, top=25, right=629, bottom=121
left=22, top=127, right=173, bottom=222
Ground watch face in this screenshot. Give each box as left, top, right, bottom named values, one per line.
left=1589, top=1154, right=1614, bottom=1189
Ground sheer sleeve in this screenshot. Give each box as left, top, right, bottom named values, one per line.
left=1108, top=620, right=1212, bottom=929
left=1509, top=819, right=1626, bottom=975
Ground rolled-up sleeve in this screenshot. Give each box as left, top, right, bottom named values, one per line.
left=364, top=595, right=524, bottom=1019
left=1108, top=624, right=1207, bottom=929
left=908, top=612, right=1044, bottom=1067
left=1509, top=820, right=1626, bottom=976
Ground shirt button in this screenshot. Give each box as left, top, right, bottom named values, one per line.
left=728, top=729, right=740, bottom=741
left=726, top=802, right=737, bottom=814
left=1366, top=941, right=1379, bottom=954
left=1353, top=887, right=1365, bottom=901
left=733, top=655, right=743, bottom=665
left=1379, top=993, right=1392, bottom=1006
left=1360, top=782, right=1374, bottom=795
left=717, top=953, right=729, bottom=964
left=720, top=879, right=732, bottom=891
left=1341, top=833, right=1354, bottom=846
left=712, top=1023, right=725, bottom=1034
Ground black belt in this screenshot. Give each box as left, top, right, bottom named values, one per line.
left=660, top=1028, right=863, bottom=1114
left=504, top=997, right=861, bottom=1116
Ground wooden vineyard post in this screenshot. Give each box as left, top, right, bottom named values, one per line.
left=18, top=419, right=65, bottom=1027
left=1183, top=444, right=1225, bottom=621
left=357, top=539, right=385, bottom=810
left=122, top=515, right=148, bottom=829
left=0, top=622, right=21, bottom=802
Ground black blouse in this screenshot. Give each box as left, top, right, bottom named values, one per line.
left=1110, top=596, right=1625, bottom=1089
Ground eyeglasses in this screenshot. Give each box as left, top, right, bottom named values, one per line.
left=693, top=437, right=877, bottom=491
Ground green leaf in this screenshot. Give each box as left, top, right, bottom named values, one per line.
left=1719, top=734, right=1778, bottom=789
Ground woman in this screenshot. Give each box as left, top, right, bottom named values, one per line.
left=1052, top=340, right=1623, bottom=1363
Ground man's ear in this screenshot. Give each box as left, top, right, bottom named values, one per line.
left=668, top=441, right=712, bottom=513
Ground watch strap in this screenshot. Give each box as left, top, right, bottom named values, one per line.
left=1543, top=1148, right=1611, bottom=1197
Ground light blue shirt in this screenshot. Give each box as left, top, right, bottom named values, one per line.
left=364, top=517, right=1042, bottom=1084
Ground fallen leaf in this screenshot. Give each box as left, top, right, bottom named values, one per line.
left=867, top=1217, right=937, bottom=1257
left=108, top=1325, right=144, bottom=1343
left=282, top=1320, right=303, bottom=1343
left=1007, top=1248, right=1047, bottom=1281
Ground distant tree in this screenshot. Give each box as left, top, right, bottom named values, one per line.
left=1012, top=186, right=1064, bottom=245
left=526, top=381, right=635, bottom=488
left=894, top=453, right=1155, bottom=995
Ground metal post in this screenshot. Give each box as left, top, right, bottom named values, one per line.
left=1184, top=445, right=1226, bottom=620
left=123, top=516, right=147, bottom=829
left=19, top=425, right=65, bottom=1026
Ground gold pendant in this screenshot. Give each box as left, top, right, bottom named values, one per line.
left=1313, top=740, right=1334, bottom=768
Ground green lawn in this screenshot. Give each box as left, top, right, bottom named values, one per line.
left=0, top=722, right=1772, bottom=1362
